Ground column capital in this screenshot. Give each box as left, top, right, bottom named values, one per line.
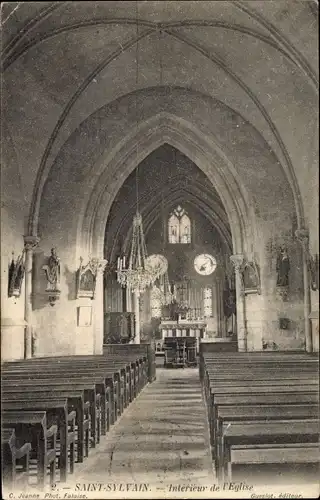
left=295, top=229, right=309, bottom=250
left=86, top=256, right=108, bottom=275
left=96, top=259, right=108, bottom=274
left=230, top=254, right=244, bottom=272
left=24, top=235, right=40, bottom=250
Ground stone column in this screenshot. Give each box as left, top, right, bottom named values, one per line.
left=295, top=229, right=312, bottom=352
left=23, top=235, right=40, bottom=358
left=230, top=254, right=247, bottom=351
left=126, top=287, right=132, bottom=312
left=134, top=292, right=140, bottom=344
left=93, top=259, right=107, bottom=354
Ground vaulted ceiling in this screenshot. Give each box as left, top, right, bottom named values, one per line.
left=2, top=1, right=318, bottom=255
left=104, top=144, right=232, bottom=261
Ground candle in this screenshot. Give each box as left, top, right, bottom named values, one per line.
left=117, top=257, right=120, bottom=270
left=123, top=256, right=126, bottom=268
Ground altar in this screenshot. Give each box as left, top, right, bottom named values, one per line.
left=159, top=319, right=206, bottom=352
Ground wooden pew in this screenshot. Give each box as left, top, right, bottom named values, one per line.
left=4, top=358, right=134, bottom=420
left=3, top=370, right=110, bottom=436
left=203, top=372, right=318, bottom=433
left=2, top=399, right=76, bottom=482
left=218, top=419, right=319, bottom=482
left=2, top=388, right=90, bottom=463
left=203, top=374, right=318, bottom=412
left=2, top=346, right=152, bottom=492
left=5, top=348, right=149, bottom=403
left=201, top=353, right=319, bottom=484
left=228, top=442, right=320, bottom=482
left=206, top=383, right=318, bottom=455
left=199, top=351, right=318, bottom=380
left=214, top=403, right=319, bottom=471
left=2, top=411, right=58, bottom=488
left=2, top=379, right=100, bottom=448
left=3, top=350, right=148, bottom=436
left=2, top=428, right=32, bottom=489
left=208, top=392, right=319, bottom=452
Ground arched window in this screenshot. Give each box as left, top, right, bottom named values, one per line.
left=150, top=286, right=162, bottom=318
left=168, top=214, right=179, bottom=244
left=168, top=206, right=191, bottom=244
left=203, top=286, right=213, bottom=317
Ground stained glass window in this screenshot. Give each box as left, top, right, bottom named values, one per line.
left=203, top=286, right=213, bottom=317
left=150, top=286, right=162, bottom=318
left=168, top=206, right=191, bottom=244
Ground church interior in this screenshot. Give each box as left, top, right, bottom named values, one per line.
left=1, top=1, right=319, bottom=497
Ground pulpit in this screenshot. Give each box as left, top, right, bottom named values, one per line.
left=104, top=312, right=135, bottom=344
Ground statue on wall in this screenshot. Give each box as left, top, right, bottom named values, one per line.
left=8, top=250, right=25, bottom=298
left=43, top=247, right=61, bottom=291
left=308, top=254, right=319, bottom=291
left=276, top=246, right=290, bottom=287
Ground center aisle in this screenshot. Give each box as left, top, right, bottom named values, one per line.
left=70, top=368, right=215, bottom=497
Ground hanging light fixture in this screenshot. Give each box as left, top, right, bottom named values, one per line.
left=117, top=211, right=156, bottom=294
left=150, top=188, right=175, bottom=306
left=116, top=0, right=156, bottom=296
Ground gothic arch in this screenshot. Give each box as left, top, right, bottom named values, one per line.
left=78, top=112, right=254, bottom=260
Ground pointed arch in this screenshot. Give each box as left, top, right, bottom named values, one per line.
left=77, top=112, right=254, bottom=259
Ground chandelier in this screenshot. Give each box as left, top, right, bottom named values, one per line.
left=116, top=4, right=156, bottom=296
left=117, top=212, right=156, bottom=295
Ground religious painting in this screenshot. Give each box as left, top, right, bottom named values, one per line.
left=76, top=257, right=98, bottom=299
left=243, top=259, right=261, bottom=294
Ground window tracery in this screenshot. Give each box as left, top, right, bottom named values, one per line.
left=168, top=206, right=191, bottom=244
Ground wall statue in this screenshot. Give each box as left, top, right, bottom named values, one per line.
left=308, top=254, right=319, bottom=291
left=8, top=251, right=25, bottom=298
left=43, top=247, right=61, bottom=291
left=276, top=246, right=290, bottom=287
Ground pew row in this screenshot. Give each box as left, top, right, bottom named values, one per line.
left=1, top=344, right=155, bottom=490
left=200, top=351, right=319, bottom=484
left=2, top=428, right=32, bottom=489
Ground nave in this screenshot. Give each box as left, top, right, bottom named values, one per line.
left=71, top=368, right=214, bottom=492
left=2, top=347, right=319, bottom=499
left=1, top=2, right=319, bottom=498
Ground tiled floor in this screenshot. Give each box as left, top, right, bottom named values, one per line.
left=69, top=368, right=215, bottom=497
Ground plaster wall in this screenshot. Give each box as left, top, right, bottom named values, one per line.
left=1, top=0, right=317, bottom=359
left=1, top=123, right=29, bottom=360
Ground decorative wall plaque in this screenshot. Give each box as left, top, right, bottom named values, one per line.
left=77, top=306, right=92, bottom=327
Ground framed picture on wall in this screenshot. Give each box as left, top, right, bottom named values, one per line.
left=77, top=306, right=92, bottom=327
